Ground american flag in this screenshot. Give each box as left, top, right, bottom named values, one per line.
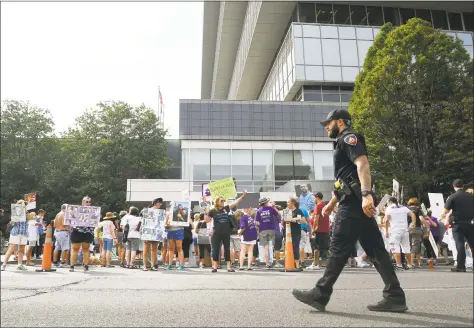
left=159, top=90, right=163, bottom=105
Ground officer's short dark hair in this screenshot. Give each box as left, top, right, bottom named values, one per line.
left=453, top=179, right=464, bottom=188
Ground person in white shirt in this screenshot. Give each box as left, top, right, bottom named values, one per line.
left=121, top=207, right=142, bottom=269
left=95, top=212, right=117, bottom=268
left=384, top=197, right=416, bottom=270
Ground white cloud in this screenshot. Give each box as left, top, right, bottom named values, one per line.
left=1, top=1, right=203, bottom=138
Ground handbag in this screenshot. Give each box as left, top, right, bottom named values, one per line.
left=197, top=224, right=211, bottom=245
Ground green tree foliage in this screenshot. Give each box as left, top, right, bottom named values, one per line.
left=1, top=100, right=169, bottom=219
left=350, top=18, right=473, bottom=201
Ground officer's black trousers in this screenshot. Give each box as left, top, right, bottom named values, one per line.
left=312, top=209, right=405, bottom=306
left=452, top=222, right=474, bottom=269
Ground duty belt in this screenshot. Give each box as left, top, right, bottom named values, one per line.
left=334, top=177, right=362, bottom=200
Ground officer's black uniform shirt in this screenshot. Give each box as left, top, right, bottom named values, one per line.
left=334, top=128, right=368, bottom=210
left=445, top=190, right=474, bottom=223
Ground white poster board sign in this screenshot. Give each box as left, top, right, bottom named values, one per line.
left=11, top=204, right=26, bottom=222
left=377, top=194, right=391, bottom=213
left=141, top=208, right=166, bottom=242
left=171, top=200, right=190, bottom=227
left=428, top=193, right=445, bottom=219
left=392, top=180, right=400, bottom=202
left=64, top=205, right=101, bottom=228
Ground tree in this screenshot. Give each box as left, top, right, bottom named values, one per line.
left=62, top=101, right=170, bottom=212
left=0, top=100, right=57, bottom=210
left=350, top=18, right=473, bottom=202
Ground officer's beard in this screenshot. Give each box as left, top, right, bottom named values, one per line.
left=329, top=124, right=340, bottom=139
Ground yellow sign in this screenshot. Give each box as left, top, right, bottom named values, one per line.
left=208, top=177, right=237, bottom=200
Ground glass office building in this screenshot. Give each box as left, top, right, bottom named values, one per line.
left=128, top=2, right=473, bottom=202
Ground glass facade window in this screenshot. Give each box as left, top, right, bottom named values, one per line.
left=366, top=6, right=384, bottom=26
left=342, top=66, right=359, bottom=82
left=357, top=40, right=373, bottom=66
left=322, top=39, right=340, bottom=65
left=400, top=8, right=416, bottom=24
left=340, top=39, right=358, bottom=66
left=340, top=86, right=354, bottom=102
left=448, top=12, right=463, bottom=31
left=324, top=66, right=342, bottom=81
left=314, top=150, right=334, bottom=180
left=350, top=5, right=368, bottom=26
left=432, top=10, right=448, bottom=30
left=253, top=150, right=273, bottom=192
left=298, top=2, right=316, bottom=23
left=322, top=86, right=340, bottom=102
left=316, top=3, right=333, bottom=24
left=232, top=149, right=252, bottom=192
left=416, top=9, right=432, bottom=25
left=304, top=38, right=322, bottom=65
left=303, top=86, right=322, bottom=101
left=190, top=149, right=210, bottom=181
left=305, top=65, right=324, bottom=80
left=303, top=24, right=320, bottom=38
left=463, top=13, right=473, bottom=32
left=211, top=149, right=231, bottom=180
left=338, top=26, right=356, bottom=39
left=383, top=7, right=401, bottom=26
left=294, top=150, right=315, bottom=180
left=333, top=4, right=351, bottom=25
left=274, top=150, right=294, bottom=187
left=320, top=25, right=338, bottom=38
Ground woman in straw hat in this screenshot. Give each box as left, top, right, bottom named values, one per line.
left=95, top=212, right=118, bottom=268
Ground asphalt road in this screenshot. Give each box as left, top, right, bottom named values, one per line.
left=1, top=265, right=472, bottom=327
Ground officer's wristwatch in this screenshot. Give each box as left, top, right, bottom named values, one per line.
left=361, top=189, right=371, bottom=197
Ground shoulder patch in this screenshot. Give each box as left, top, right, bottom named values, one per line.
left=343, top=134, right=358, bottom=146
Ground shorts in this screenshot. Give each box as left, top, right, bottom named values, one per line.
left=102, top=238, right=114, bottom=251
left=258, top=230, right=275, bottom=246
left=117, top=232, right=124, bottom=244
left=28, top=240, right=37, bottom=247
left=70, top=230, right=94, bottom=244
left=411, top=238, right=423, bottom=254
left=167, top=229, right=184, bottom=241
left=241, top=238, right=257, bottom=245
left=126, top=238, right=140, bottom=252
left=313, top=232, right=330, bottom=250
left=54, top=231, right=70, bottom=251
left=9, top=234, right=28, bottom=246
left=193, top=237, right=198, bottom=246
left=389, top=230, right=410, bottom=254
left=299, top=231, right=310, bottom=250
left=230, top=235, right=241, bottom=251
left=274, top=234, right=282, bottom=251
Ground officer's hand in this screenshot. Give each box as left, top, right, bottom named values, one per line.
left=362, top=194, right=376, bottom=218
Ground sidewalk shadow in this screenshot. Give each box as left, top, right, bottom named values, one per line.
left=317, top=310, right=473, bottom=327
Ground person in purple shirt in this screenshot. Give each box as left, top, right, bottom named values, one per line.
left=255, top=197, right=281, bottom=269
left=238, top=210, right=258, bottom=271
left=423, top=210, right=440, bottom=263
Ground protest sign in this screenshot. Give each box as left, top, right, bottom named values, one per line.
left=282, top=209, right=293, bottom=222
left=141, top=208, right=166, bottom=241
left=376, top=194, right=391, bottom=213
left=208, top=177, right=237, bottom=200
left=428, top=232, right=439, bottom=257
left=200, top=183, right=212, bottom=209
left=64, top=205, right=101, bottom=228
left=235, top=192, right=259, bottom=209
left=24, top=193, right=36, bottom=211
left=392, top=180, right=400, bottom=202
left=11, top=204, right=26, bottom=222
left=171, top=200, right=190, bottom=227
left=428, top=193, right=445, bottom=219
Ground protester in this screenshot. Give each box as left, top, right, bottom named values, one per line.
left=26, top=212, right=40, bottom=266
left=117, top=210, right=127, bottom=267
left=283, top=197, right=306, bottom=270
left=2, top=200, right=29, bottom=271
left=121, top=207, right=141, bottom=269
left=142, top=198, right=163, bottom=271
left=423, top=210, right=439, bottom=265
left=164, top=204, right=185, bottom=271
left=182, top=214, right=195, bottom=268
left=255, top=197, right=280, bottom=269
left=69, top=196, right=95, bottom=272
left=238, top=209, right=258, bottom=270
left=207, top=191, right=247, bottom=273
left=53, top=204, right=70, bottom=268
left=307, top=192, right=330, bottom=270
left=95, top=212, right=117, bottom=268
left=407, top=198, right=424, bottom=268
left=33, top=209, right=45, bottom=259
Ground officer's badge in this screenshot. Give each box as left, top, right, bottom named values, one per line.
left=344, top=134, right=357, bottom=146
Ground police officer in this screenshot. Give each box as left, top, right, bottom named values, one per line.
left=292, top=109, right=407, bottom=312
left=442, top=179, right=474, bottom=272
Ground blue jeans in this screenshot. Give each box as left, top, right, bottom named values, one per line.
left=102, top=238, right=114, bottom=251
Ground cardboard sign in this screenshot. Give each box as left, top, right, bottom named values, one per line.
left=377, top=194, right=391, bottom=213
left=141, top=208, right=165, bottom=242
left=24, top=193, right=36, bottom=211
left=171, top=200, right=190, bottom=227
left=64, top=205, right=101, bottom=228
left=392, top=180, right=400, bottom=202
left=428, top=193, right=445, bottom=219
left=11, top=204, right=26, bottom=222
left=208, top=177, right=237, bottom=200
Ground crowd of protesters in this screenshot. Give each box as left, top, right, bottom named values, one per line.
left=1, top=182, right=473, bottom=273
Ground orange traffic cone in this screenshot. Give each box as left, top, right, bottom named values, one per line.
left=282, top=222, right=300, bottom=272
left=36, top=225, right=56, bottom=272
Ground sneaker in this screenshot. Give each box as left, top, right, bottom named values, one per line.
left=17, top=265, right=27, bottom=271
left=274, top=263, right=283, bottom=269
left=367, top=298, right=408, bottom=313
left=305, top=264, right=321, bottom=270
left=54, top=262, right=60, bottom=268
left=199, top=263, right=205, bottom=269
left=1, top=264, right=6, bottom=271
left=184, top=262, right=189, bottom=268
left=358, top=262, right=371, bottom=268
left=84, top=265, right=89, bottom=272
left=165, top=265, right=172, bottom=271
left=451, top=267, right=466, bottom=272
left=69, top=266, right=75, bottom=272
left=266, top=264, right=272, bottom=270
left=291, top=289, right=326, bottom=312
left=177, top=265, right=185, bottom=271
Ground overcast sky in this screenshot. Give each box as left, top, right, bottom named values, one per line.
left=1, top=2, right=203, bottom=138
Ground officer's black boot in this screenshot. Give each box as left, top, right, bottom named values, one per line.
left=367, top=298, right=408, bottom=313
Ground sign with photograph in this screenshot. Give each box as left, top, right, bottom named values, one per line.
left=64, top=205, right=101, bottom=228
left=171, top=200, right=190, bottom=227
left=200, top=183, right=212, bottom=209
left=141, top=208, right=166, bottom=241
left=11, top=204, right=26, bottom=222
left=208, top=177, right=237, bottom=201
left=24, top=192, right=36, bottom=211
left=282, top=209, right=293, bottom=222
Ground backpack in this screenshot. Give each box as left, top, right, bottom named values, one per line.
left=123, top=223, right=130, bottom=243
